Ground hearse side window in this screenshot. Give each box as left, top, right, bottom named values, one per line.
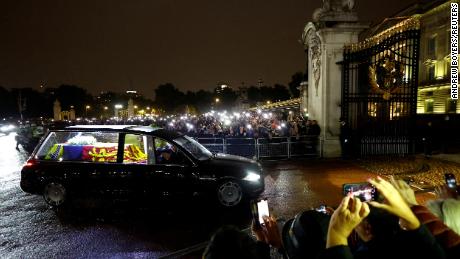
left=36, top=131, right=119, bottom=163
left=123, top=134, right=154, bottom=164
left=154, top=138, right=190, bottom=165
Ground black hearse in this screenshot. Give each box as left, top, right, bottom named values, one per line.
left=20, top=125, right=264, bottom=207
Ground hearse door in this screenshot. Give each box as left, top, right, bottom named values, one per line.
left=153, top=138, right=200, bottom=202
left=86, top=132, right=139, bottom=200
left=118, top=133, right=160, bottom=201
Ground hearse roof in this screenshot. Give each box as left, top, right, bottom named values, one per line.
left=64, top=125, right=182, bottom=139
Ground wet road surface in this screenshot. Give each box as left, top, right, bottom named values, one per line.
left=0, top=133, right=376, bottom=258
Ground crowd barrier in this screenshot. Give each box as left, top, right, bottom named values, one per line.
left=194, top=135, right=319, bottom=160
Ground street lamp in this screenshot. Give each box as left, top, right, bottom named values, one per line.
left=215, top=98, right=220, bottom=103
left=114, top=104, right=123, bottom=117
left=85, top=105, right=91, bottom=117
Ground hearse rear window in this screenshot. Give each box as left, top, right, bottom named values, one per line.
left=36, top=131, right=119, bottom=163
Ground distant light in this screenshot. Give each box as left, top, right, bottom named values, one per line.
left=281, top=123, right=286, bottom=128
left=263, top=113, right=269, bottom=119
left=224, top=120, right=231, bottom=126
left=288, top=111, right=292, bottom=114
left=266, top=101, right=271, bottom=104
left=246, top=124, right=252, bottom=129
left=115, top=104, right=123, bottom=109
left=215, top=98, right=220, bottom=103
left=257, top=109, right=262, bottom=114
left=85, top=105, right=90, bottom=109
left=104, top=106, right=108, bottom=110
left=134, top=105, right=138, bottom=109
left=277, top=126, right=281, bottom=130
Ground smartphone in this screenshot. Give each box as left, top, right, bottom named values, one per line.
left=251, top=199, right=269, bottom=225
left=343, top=182, right=376, bottom=202
left=315, top=205, right=327, bottom=214
left=445, top=173, right=457, bottom=189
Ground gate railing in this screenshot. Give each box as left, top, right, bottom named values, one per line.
left=341, top=17, right=420, bottom=158
left=194, top=136, right=319, bottom=160
left=360, top=136, right=411, bottom=158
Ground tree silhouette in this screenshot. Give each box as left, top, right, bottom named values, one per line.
left=288, top=72, right=306, bottom=98
left=154, top=83, right=185, bottom=114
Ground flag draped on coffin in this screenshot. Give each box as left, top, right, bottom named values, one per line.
left=82, top=146, right=117, bottom=162
left=63, top=145, right=84, bottom=160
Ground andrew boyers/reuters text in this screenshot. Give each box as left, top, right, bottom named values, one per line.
left=452, top=2, right=458, bottom=99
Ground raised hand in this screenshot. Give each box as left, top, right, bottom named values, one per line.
left=390, top=176, right=418, bottom=207
left=262, top=216, right=283, bottom=249
left=368, top=176, right=420, bottom=231
left=326, top=195, right=370, bottom=248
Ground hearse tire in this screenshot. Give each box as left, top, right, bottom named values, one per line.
left=43, top=181, right=68, bottom=208
left=216, top=180, right=243, bottom=208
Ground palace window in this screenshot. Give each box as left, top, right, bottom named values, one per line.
left=425, top=98, right=434, bottom=113
left=446, top=99, right=457, bottom=113
left=427, top=36, right=436, bottom=57
left=428, top=66, right=435, bottom=81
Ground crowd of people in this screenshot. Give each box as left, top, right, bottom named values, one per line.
left=157, top=110, right=321, bottom=139
left=202, top=177, right=460, bottom=259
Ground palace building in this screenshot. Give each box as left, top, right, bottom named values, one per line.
left=361, top=0, right=457, bottom=114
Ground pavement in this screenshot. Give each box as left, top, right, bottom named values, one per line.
left=431, top=153, right=460, bottom=164
left=261, top=159, right=377, bottom=220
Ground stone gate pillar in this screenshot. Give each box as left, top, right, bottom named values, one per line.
left=302, top=0, right=368, bottom=157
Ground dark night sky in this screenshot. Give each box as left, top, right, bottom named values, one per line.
left=0, top=0, right=413, bottom=96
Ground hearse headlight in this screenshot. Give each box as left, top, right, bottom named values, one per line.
left=243, top=171, right=261, bottom=182
left=0, top=124, right=14, bottom=132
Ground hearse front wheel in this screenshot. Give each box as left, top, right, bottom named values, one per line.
left=43, top=182, right=67, bottom=208
left=217, top=180, right=243, bottom=207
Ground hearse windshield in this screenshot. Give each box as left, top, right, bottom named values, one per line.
left=173, top=135, right=212, bottom=161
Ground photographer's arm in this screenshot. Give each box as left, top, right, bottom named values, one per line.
left=368, top=177, right=447, bottom=259
left=391, top=177, right=460, bottom=249
left=318, top=196, right=369, bottom=259
left=368, top=177, right=420, bottom=230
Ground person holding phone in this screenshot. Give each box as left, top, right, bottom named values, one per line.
left=250, top=199, right=285, bottom=255
left=391, top=177, right=460, bottom=259
left=444, top=173, right=459, bottom=196
left=321, top=177, right=446, bottom=259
